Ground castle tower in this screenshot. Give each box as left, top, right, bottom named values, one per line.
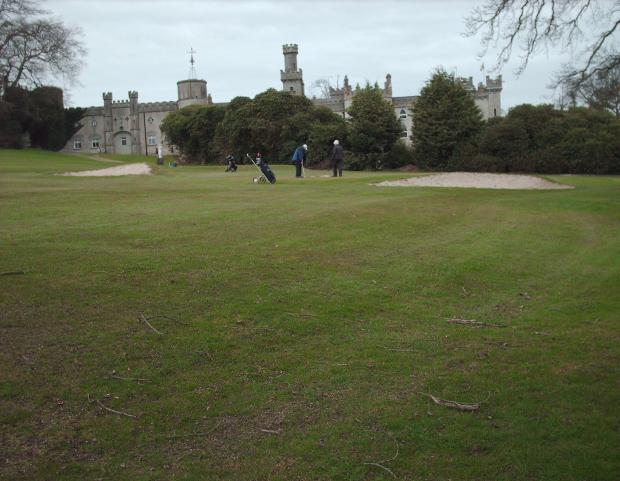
left=128, top=90, right=140, bottom=155
left=103, top=92, right=113, bottom=152
left=485, top=75, right=502, bottom=118
left=280, top=44, right=304, bottom=96
left=343, top=75, right=351, bottom=96
left=384, top=74, right=392, bottom=97
left=177, top=48, right=209, bottom=109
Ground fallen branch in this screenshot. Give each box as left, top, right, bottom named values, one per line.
left=444, top=317, right=506, bottom=328
left=1, top=270, right=25, bottom=276
left=420, top=392, right=480, bottom=412
left=87, top=393, right=136, bottom=418
left=139, top=313, right=164, bottom=335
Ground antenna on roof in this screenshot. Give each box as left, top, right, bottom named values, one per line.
left=187, top=47, right=197, bottom=79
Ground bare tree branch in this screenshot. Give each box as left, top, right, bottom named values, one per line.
left=466, top=0, right=620, bottom=92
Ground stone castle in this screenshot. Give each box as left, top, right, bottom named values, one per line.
left=64, top=45, right=502, bottom=154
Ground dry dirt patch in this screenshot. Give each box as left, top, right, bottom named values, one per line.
left=59, top=163, right=152, bottom=177
left=376, top=172, right=573, bottom=190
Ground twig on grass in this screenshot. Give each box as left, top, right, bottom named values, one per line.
left=110, top=375, right=150, bottom=383
left=87, top=393, right=136, bottom=418
left=363, top=438, right=399, bottom=479
left=363, top=462, right=397, bottom=479
left=1, top=270, right=26, bottom=276
left=145, top=314, right=189, bottom=326
left=419, top=392, right=480, bottom=412
left=379, top=439, right=400, bottom=463
left=139, top=313, right=164, bottom=335
left=378, top=345, right=415, bottom=352
left=165, top=432, right=214, bottom=439
left=260, top=428, right=282, bottom=435
left=444, top=317, right=506, bottom=328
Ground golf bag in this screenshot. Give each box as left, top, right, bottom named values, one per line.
left=246, top=154, right=276, bottom=184
left=225, top=155, right=238, bottom=172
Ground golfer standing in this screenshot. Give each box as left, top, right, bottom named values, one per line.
left=331, top=139, right=344, bottom=177
left=292, top=144, right=307, bottom=178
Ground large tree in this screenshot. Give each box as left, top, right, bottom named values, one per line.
left=412, top=69, right=484, bottom=170
left=466, top=0, right=620, bottom=94
left=0, top=0, right=85, bottom=97
left=347, top=84, right=402, bottom=169
left=215, top=89, right=346, bottom=164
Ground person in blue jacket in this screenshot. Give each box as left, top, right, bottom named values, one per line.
left=291, top=144, right=307, bottom=178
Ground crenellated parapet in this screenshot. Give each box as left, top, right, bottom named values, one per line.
left=282, top=43, right=298, bottom=54
left=485, top=75, right=502, bottom=91
left=139, top=101, right=177, bottom=113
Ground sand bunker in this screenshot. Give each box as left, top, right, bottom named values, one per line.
left=376, top=172, right=573, bottom=190
left=60, top=163, right=152, bottom=177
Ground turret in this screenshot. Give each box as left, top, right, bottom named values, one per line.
left=384, top=74, right=392, bottom=96
left=177, top=79, right=208, bottom=109
left=128, top=91, right=140, bottom=154
left=280, top=43, right=305, bottom=96
left=102, top=92, right=113, bottom=152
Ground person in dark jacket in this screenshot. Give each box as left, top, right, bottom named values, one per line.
left=331, top=139, right=344, bottom=177
left=291, top=144, right=307, bottom=178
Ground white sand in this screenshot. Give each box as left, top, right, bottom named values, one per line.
left=60, top=163, right=152, bottom=177
left=376, top=172, right=573, bottom=190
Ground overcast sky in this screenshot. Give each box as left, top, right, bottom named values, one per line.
left=45, top=0, right=570, bottom=110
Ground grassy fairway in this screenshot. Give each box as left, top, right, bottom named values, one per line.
left=1, top=149, right=619, bottom=481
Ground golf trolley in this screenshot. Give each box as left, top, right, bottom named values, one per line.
left=246, top=153, right=276, bottom=184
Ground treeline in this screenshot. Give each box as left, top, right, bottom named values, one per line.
left=413, top=70, right=620, bottom=175
left=0, top=86, right=84, bottom=150
left=160, top=87, right=408, bottom=168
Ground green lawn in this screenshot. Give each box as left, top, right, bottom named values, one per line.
left=1, top=149, right=618, bottom=481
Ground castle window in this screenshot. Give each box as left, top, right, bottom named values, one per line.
left=290, top=87, right=294, bottom=91
left=91, top=119, right=97, bottom=127
left=147, top=135, right=156, bottom=146
left=73, top=137, right=82, bottom=150
left=400, top=131, right=408, bottom=138
left=399, top=109, right=407, bottom=119
left=494, top=108, right=497, bottom=117
left=121, top=136, right=127, bottom=146
left=91, top=137, right=100, bottom=149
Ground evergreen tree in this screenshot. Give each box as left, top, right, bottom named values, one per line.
left=347, top=84, right=402, bottom=169
left=160, top=104, right=226, bottom=163
left=412, top=69, right=483, bottom=170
